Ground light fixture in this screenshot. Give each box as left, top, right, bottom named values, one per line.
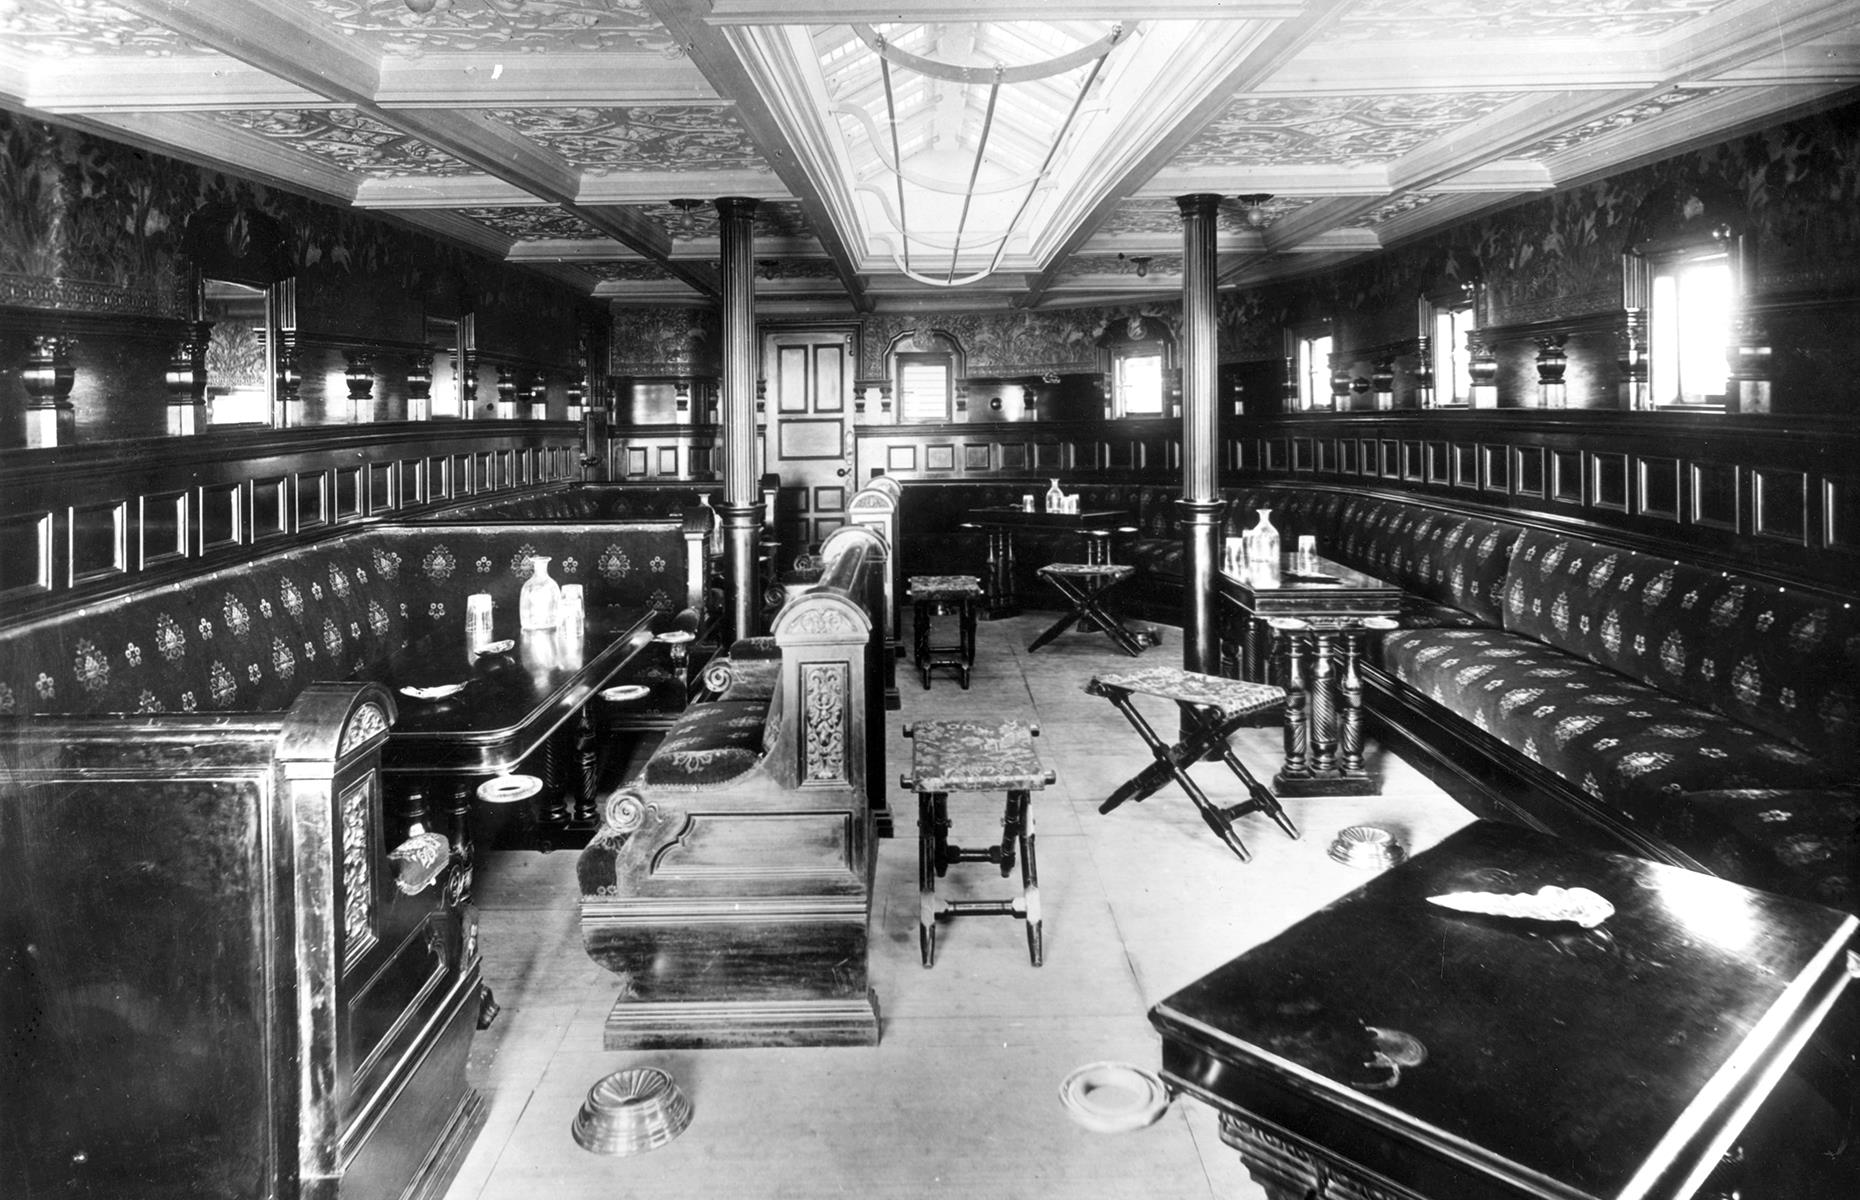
left=1118, top=253, right=1151, bottom=278
left=1237, top=194, right=1273, bottom=228
left=851, top=23, right=1133, bottom=287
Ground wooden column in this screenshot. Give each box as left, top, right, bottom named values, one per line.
left=717, top=196, right=761, bottom=642
left=1177, top=193, right=1225, bottom=676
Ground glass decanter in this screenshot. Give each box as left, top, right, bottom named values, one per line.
left=519, top=555, right=562, bottom=630
left=1045, top=477, right=1065, bottom=513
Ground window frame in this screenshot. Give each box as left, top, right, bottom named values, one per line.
left=1288, top=323, right=1332, bottom=412
left=1624, top=218, right=1747, bottom=414
left=894, top=351, right=954, bottom=424
left=1645, top=244, right=1733, bottom=409
left=1110, top=343, right=1167, bottom=418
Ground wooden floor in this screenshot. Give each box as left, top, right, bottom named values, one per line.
left=445, top=613, right=1476, bottom=1199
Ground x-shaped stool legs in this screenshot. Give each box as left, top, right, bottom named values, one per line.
left=1085, top=668, right=1299, bottom=863
left=1029, top=563, right=1147, bottom=657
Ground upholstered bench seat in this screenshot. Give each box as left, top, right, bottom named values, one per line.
left=1381, top=626, right=1837, bottom=806
left=1667, top=787, right=1860, bottom=912
left=639, top=699, right=773, bottom=788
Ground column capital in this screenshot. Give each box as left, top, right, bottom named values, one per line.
left=1175, top=193, right=1224, bottom=218
left=715, top=196, right=760, bottom=220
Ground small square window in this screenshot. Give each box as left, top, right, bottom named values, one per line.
left=896, top=354, right=951, bottom=423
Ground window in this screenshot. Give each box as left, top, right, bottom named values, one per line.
left=203, top=279, right=273, bottom=427
left=1297, top=333, right=1332, bottom=411
left=1649, top=249, right=1732, bottom=406
left=1432, top=304, right=1472, bottom=406
left=896, top=353, right=951, bottom=422
left=1112, top=347, right=1164, bottom=416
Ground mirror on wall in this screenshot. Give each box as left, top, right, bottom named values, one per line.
left=423, top=313, right=474, bottom=419
left=202, top=278, right=275, bottom=427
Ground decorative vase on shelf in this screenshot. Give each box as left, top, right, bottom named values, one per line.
left=1244, top=508, right=1280, bottom=571
left=1045, top=478, right=1065, bottom=513
left=519, top=555, right=562, bottom=630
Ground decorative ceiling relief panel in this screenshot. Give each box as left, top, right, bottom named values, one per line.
left=0, top=0, right=200, bottom=57
left=636, top=200, right=818, bottom=243
left=301, top=0, right=679, bottom=57
left=1176, top=94, right=1522, bottom=168
left=1100, top=198, right=1313, bottom=237
left=1514, top=89, right=1723, bottom=159
left=211, top=109, right=474, bottom=176
left=485, top=107, right=768, bottom=173
left=459, top=206, right=606, bottom=241
left=1056, top=254, right=1184, bottom=281
left=1349, top=192, right=1446, bottom=227
left=1334, top=0, right=1733, bottom=41
left=582, top=261, right=675, bottom=282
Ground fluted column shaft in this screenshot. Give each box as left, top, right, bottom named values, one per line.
left=717, top=196, right=761, bottom=640
left=1177, top=193, right=1225, bottom=675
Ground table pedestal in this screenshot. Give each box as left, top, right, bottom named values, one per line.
left=1268, top=618, right=1390, bottom=797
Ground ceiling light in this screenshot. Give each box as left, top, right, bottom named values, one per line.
left=1237, top=194, right=1273, bottom=228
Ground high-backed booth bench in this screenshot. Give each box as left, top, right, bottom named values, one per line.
left=576, top=523, right=889, bottom=1050
left=895, top=477, right=1859, bottom=916
left=0, top=507, right=712, bottom=1199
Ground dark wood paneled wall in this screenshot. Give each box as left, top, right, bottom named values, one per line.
left=0, top=423, right=582, bottom=621
left=853, top=410, right=1859, bottom=593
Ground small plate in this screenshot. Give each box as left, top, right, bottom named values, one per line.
left=473, top=638, right=515, bottom=655
left=1359, top=617, right=1400, bottom=631
left=1058, top=1062, right=1169, bottom=1134
left=601, top=684, right=652, bottom=703
left=655, top=629, right=696, bottom=645
left=476, top=774, right=543, bottom=804
left=400, top=682, right=466, bottom=701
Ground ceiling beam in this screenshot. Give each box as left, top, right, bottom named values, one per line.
left=109, top=0, right=717, bottom=297
left=1016, top=0, right=1356, bottom=307
left=649, top=0, right=873, bottom=311
left=700, top=2, right=1305, bottom=21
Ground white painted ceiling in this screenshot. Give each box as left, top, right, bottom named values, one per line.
left=3, top=0, right=1857, bottom=312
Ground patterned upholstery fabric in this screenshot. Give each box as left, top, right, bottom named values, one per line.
left=1501, top=529, right=1858, bottom=770
left=1669, top=788, right=1860, bottom=912
left=1381, top=627, right=1838, bottom=805
left=0, top=523, right=696, bottom=719
left=639, top=699, right=769, bottom=788
left=717, top=637, right=782, bottom=703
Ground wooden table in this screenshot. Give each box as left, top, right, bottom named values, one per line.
left=1221, top=554, right=1402, bottom=796
left=965, top=505, right=1132, bottom=619
left=375, top=606, right=658, bottom=869
left=1151, top=820, right=1860, bottom=1200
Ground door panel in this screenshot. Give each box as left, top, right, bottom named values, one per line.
left=763, top=328, right=856, bottom=559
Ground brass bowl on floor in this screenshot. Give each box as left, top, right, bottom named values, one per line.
left=1329, top=824, right=1405, bottom=870
left=571, top=1067, right=693, bottom=1156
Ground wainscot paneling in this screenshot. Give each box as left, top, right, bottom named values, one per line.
left=0, top=422, right=580, bottom=621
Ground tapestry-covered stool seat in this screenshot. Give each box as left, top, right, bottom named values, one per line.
left=907, top=574, right=982, bottom=690
left=900, top=718, right=1055, bottom=968
left=1084, top=667, right=1295, bottom=863
left=1031, top=563, right=1151, bottom=657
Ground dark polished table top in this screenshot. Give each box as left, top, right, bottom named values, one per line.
left=374, top=606, right=657, bottom=774
left=1151, top=820, right=1859, bottom=1200
left=1221, top=552, right=1403, bottom=619
left=966, top=505, right=1130, bottom=529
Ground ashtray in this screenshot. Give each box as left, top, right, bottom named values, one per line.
left=476, top=774, right=542, bottom=805
left=1329, top=824, right=1405, bottom=870
left=571, top=1067, right=693, bottom=1156
left=473, top=638, right=515, bottom=655
left=1058, top=1062, right=1169, bottom=1134
left=600, top=684, right=651, bottom=703
left=400, top=682, right=466, bottom=701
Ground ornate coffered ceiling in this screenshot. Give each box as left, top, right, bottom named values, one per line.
left=2, top=0, right=1856, bottom=313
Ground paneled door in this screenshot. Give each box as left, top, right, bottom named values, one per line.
left=762, top=325, right=857, bottom=558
